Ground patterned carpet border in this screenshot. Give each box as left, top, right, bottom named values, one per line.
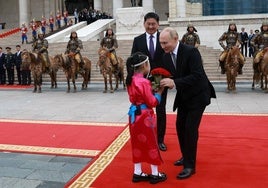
left=0, top=144, right=100, bottom=157
left=0, top=119, right=126, bottom=127
left=67, top=126, right=130, bottom=188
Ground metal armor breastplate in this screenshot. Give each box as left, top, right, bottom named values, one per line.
left=103, top=38, right=113, bottom=49
left=68, top=40, right=79, bottom=52
left=36, top=40, right=44, bottom=49
left=261, top=32, right=268, bottom=48
left=185, top=34, right=196, bottom=46
left=226, top=32, right=238, bottom=47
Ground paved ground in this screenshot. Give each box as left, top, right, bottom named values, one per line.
left=0, top=81, right=267, bottom=188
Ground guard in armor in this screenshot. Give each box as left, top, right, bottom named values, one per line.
left=66, top=31, right=84, bottom=72
left=252, top=21, right=268, bottom=65
left=100, top=27, right=119, bottom=73
left=218, top=21, right=244, bottom=74
left=181, top=23, right=200, bottom=48
left=32, top=30, right=50, bottom=73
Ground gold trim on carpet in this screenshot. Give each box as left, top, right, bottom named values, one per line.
left=0, top=119, right=126, bottom=127
left=0, top=144, right=100, bottom=157
left=68, top=126, right=130, bottom=188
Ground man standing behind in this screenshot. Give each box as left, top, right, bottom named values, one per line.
left=5, top=47, right=15, bottom=85
left=248, top=29, right=255, bottom=58
left=0, top=47, right=6, bottom=85
left=131, top=12, right=167, bottom=151
left=240, top=27, right=249, bottom=57
left=159, top=27, right=216, bottom=179
left=14, top=45, right=22, bottom=85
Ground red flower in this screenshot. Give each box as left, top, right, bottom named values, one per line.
left=151, top=67, right=171, bottom=77
left=150, top=68, right=171, bottom=90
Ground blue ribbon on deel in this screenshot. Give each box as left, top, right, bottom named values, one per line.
left=128, top=104, right=147, bottom=124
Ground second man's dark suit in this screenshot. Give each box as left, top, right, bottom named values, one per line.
left=162, top=43, right=216, bottom=169
left=14, top=51, right=22, bottom=85
left=131, top=32, right=167, bottom=147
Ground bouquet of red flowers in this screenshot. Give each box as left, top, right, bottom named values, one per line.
left=150, top=67, right=171, bottom=90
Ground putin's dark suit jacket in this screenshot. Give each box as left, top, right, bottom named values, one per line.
left=162, top=43, right=216, bottom=111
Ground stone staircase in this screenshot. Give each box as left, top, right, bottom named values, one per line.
left=0, top=29, right=254, bottom=84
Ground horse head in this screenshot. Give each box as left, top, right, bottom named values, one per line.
left=98, top=47, right=110, bottom=67
left=226, top=46, right=241, bottom=71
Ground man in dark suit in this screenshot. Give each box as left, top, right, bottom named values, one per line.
left=159, top=27, right=216, bottom=179
left=240, top=27, right=249, bottom=57
left=14, top=45, right=22, bottom=85
left=131, top=12, right=167, bottom=151
left=5, top=47, right=15, bottom=85
left=0, top=47, right=6, bottom=85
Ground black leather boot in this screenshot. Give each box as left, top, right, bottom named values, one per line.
left=238, top=64, right=243, bottom=74
left=219, top=61, right=225, bottom=74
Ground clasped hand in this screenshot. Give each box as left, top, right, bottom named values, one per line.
left=160, top=78, right=175, bottom=89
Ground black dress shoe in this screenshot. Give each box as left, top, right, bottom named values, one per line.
left=177, top=168, right=195, bottom=179
left=158, top=143, right=167, bottom=151
left=150, top=172, right=167, bottom=184
left=132, top=172, right=150, bottom=183
left=174, top=157, right=184, bottom=166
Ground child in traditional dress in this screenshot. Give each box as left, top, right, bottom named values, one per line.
left=126, top=52, right=167, bottom=184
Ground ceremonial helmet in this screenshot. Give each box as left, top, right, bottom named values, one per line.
left=261, top=19, right=268, bottom=32
left=37, top=29, right=44, bottom=37
left=187, top=23, right=197, bottom=32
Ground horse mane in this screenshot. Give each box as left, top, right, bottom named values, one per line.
left=226, top=46, right=240, bottom=64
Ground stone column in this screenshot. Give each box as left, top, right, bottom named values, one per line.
left=169, top=0, right=177, bottom=18
left=142, top=0, right=154, bottom=13
left=113, top=0, right=123, bottom=18
left=177, top=0, right=186, bottom=18
left=94, top=0, right=102, bottom=11
left=19, top=0, right=29, bottom=26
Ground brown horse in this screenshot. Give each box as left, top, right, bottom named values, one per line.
left=49, top=55, right=61, bottom=88
left=225, top=46, right=241, bottom=92
left=97, top=47, right=125, bottom=93
left=21, top=50, right=60, bottom=92
left=260, top=47, right=268, bottom=92
left=21, top=50, right=43, bottom=92
left=53, top=53, right=91, bottom=92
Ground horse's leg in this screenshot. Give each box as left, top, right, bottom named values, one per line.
left=103, top=74, right=108, bottom=93
left=66, top=78, right=70, bottom=93
left=252, top=74, right=255, bottom=90
left=49, top=72, right=54, bottom=89
left=38, top=74, right=42, bottom=93
left=115, top=75, right=119, bottom=90
left=109, top=73, right=114, bottom=93
left=54, top=72, right=57, bottom=88
left=72, top=76, right=76, bottom=93
left=121, top=71, right=126, bottom=90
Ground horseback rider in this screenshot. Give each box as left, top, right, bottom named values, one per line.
left=100, top=27, right=119, bottom=73
left=32, top=30, right=50, bottom=72
left=181, top=23, right=200, bottom=48
left=218, top=21, right=244, bottom=74
left=66, top=31, right=84, bottom=73
left=252, top=20, right=268, bottom=66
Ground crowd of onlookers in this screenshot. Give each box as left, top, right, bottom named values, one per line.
left=75, top=8, right=113, bottom=25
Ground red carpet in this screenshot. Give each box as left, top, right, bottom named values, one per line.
left=0, top=120, right=126, bottom=156
left=91, top=114, right=268, bottom=188
left=0, top=84, right=33, bottom=89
